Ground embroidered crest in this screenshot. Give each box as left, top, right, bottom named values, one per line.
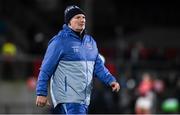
left=86, top=43, right=93, bottom=50
left=72, top=46, right=79, bottom=53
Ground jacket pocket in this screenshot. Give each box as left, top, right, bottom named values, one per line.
left=65, top=76, right=67, bottom=92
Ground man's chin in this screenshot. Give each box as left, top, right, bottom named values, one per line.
left=77, top=28, right=84, bottom=32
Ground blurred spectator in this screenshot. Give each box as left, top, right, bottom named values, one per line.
left=135, top=72, right=156, bottom=114
left=2, top=40, right=17, bottom=57
left=1, top=39, right=17, bottom=80
left=26, top=76, right=36, bottom=91
left=153, top=77, right=164, bottom=95
left=160, top=72, right=179, bottom=113
left=161, top=98, right=179, bottom=114
left=137, top=73, right=154, bottom=96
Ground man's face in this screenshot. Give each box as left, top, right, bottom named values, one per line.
left=69, top=14, right=86, bottom=33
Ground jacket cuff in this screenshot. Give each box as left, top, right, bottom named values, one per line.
left=36, top=90, right=48, bottom=96
left=107, top=74, right=116, bottom=86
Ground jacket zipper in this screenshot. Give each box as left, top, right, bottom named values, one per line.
left=82, top=38, right=88, bottom=102
left=85, top=59, right=88, bottom=100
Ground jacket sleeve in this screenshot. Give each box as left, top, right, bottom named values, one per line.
left=36, top=36, right=63, bottom=96
left=94, top=54, right=116, bottom=86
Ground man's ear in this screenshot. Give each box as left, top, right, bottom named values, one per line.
left=68, top=22, right=71, bottom=26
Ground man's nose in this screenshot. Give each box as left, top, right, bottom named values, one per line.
left=80, top=18, right=85, bottom=22
left=81, top=20, right=85, bottom=23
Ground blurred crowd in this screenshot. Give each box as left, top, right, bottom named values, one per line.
left=0, top=0, right=179, bottom=114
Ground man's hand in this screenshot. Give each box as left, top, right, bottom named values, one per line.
left=36, top=96, right=50, bottom=107
left=110, top=81, right=120, bottom=92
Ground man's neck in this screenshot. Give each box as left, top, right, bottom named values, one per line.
left=73, top=29, right=84, bottom=38
left=68, top=25, right=84, bottom=38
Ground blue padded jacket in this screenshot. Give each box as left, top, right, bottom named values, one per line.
left=36, top=24, right=116, bottom=107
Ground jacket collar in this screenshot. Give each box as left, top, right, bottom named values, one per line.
left=60, top=24, right=86, bottom=39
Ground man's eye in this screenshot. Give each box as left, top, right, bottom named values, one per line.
left=75, top=17, right=80, bottom=19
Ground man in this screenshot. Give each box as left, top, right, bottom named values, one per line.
left=36, top=5, right=120, bottom=114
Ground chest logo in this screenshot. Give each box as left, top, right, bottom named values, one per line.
left=86, top=43, right=93, bottom=50
left=72, top=46, right=79, bottom=53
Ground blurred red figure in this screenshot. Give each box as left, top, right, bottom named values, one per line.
left=138, top=73, right=153, bottom=96
left=135, top=72, right=155, bottom=115
left=26, top=76, right=36, bottom=91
